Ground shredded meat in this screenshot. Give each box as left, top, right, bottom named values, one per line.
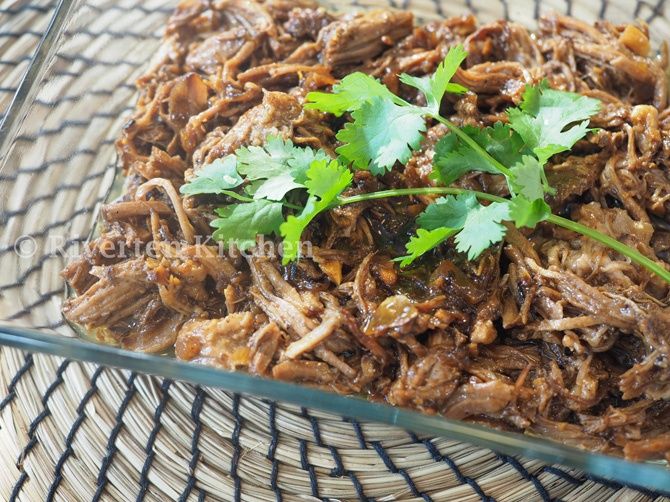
left=62, top=0, right=670, bottom=462
left=175, top=312, right=256, bottom=368
left=319, top=10, right=413, bottom=68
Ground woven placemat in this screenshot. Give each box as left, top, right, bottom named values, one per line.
left=0, top=1, right=668, bottom=500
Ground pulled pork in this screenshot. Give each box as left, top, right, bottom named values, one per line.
left=62, top=0, right=670, bottom=462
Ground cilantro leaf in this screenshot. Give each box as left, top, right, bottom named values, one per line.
left=508, top=155, right=544, bottom=200
left=243, top=180, right=263, bottom=196
left=336, top=97, right=426, bottom=175
left=280, top=197, right=317, bottom=265
left=467, top=122, right=527, bottom=168
left=408, top=193, right=510, bottom=264
left=286, top=147, right=331, bottom=184
left=303, top=159, right=353, bottom=199
left=417, top=193, right=478, bottom=230
left=454, top=201, right=510, bottom=260
left=432, top=133, right=498, bottom=185
left=397, top=227, right=457, bottom=267
left=399, top=45, right=468, bottom=113
left=236, top=136, right=330, bottom=201
left=508, top=196, right=551, bottom=229
left=305, top=73, right=397, bottom=116
left=211, top=199, right=284, bottom=250
left=280, top=159, right=353, bottom=263
left=253, top=174, right=304, bottom=201
left=431, top=123, right=526, bottom=185
left=236, top=136, right=297, bottom=179
left=508, top=83, right=601, bottom=163
left=180, top=156, right=243, bottom=196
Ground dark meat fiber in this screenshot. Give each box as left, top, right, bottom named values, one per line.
left=62, top=0, right=670, bottom=462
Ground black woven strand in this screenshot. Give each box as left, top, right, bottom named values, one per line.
left=231, top=394, right=243, bottom=502
left=540, top=465, right=668, bottom=498
left=499, top=0, right=510, bottom=20
left=539, top=466, right=583, bottom=485
left=408, top=433, right=494, bottom=502
left=0, top=57, right=29, bottom=66
left=10, top=360, right=71, bottom=502
left=634, top=0, right=645, bottom=17
left=14, top=108, right=133, bottom=142
left=345, top=418, right=368, bottom=449
left=9, top=472, right=28, bottom=502
left=302, top=407, right=324, bottom=446
left=93, top=372, right=138, bottom=502
left=61, top=27, right=161, bottom=41
left=179, top=387, right=206, bottom=502
left=371, top=441, right=432, bottom=502
left=0, top=3, right=52, bottom=15
left=0, top=163, right=116, bottom=223
left=17, top=360, right=70, bottom=464
left=0, top=29, right=42, bottom=38
left=86, top=4, right=174, bottom=15
left=587, top=472, right=669, bottom=498
left=31, top=319, right=66, bottom=330
left=1, top=172, right=107, bottom=221
left=55, top=53, right=143, bottom=68
left=646, top=0, right=666, bottom=23
left=46, top=366, right=104, bottom=502
left=267, top=401, right=283, bottom=502
left=599, top=0, right=608, bottom=18
left=0, top=193, right=109, bottom=258
left=5, top=288, right=67, bottom=321
left=299, top=439, right=320, bottom=499
left=0, top=140, right=115, bottom=182
left=34, top=84, right=135, bottom=107
left=0, top=353, right=34, bottom=412
left=302, top=409, right=369, bottom=501
left=496, top=454, right=551, bottom=502
left=430, top=0, right=444, bottom=17
left=137, top=379, right=172, bottom=502
left=0, top=237, right=88, bottom=291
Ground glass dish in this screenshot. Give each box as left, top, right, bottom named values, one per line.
left=0, top=0, right=669, bottom=492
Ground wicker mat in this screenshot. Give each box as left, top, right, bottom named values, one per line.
left=0, top=1, right=668, bottom=500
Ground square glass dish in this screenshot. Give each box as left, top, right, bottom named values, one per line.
left=1, top=0, right=669, bottom=491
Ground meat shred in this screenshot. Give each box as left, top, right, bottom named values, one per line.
left=62, top=0, right=670, bottom=462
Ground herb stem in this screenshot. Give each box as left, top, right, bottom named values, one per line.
left=282, top=201, right=304, bottom=210
left=430, top=115, right=514, bottom=178
left=220, top=190, right=302, bottom=210
left=219, top=190, right=255, bottom=203
left=390, top=97, right=513, bottom=178
left=337, top=188, right=670, bottom=284
left=546, top=214, right=670, bottom=284
left=336, top=187, right=501, bottom=206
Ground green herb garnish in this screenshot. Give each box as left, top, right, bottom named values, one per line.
left=180, top=45, right=670, bottom=285
left=236, top=136, right=330, bottom=201
left=280, top=158, right=353, bottom=262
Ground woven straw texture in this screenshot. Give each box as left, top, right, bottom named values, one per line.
left=0, top=0, right=669, bottom=500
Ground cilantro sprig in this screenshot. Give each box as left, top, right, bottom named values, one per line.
left=180, top=136, right=350, bottom=260
left=180, top=45, right=670, bottom=286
